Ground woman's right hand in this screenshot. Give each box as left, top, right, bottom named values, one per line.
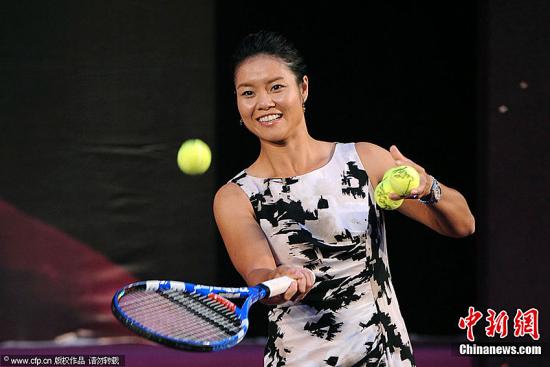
left=263, top=265, right=316, bottom=305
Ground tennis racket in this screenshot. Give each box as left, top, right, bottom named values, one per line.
left=111, top=276, right=301, bottom=352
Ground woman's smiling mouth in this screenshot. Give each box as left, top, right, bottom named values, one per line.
left=257, top=113, right=283, bottom=126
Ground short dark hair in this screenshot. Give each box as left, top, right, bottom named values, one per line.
left=232, top=30, right=307, bottom=84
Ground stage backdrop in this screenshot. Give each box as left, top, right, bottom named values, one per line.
left=478, top=0, right=550, bottom=365
left=0, top=1, right=217, bottom=340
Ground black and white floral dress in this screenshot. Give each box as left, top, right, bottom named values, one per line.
left=231, top=143, right=415, bottom=367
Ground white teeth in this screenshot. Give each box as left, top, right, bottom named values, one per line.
left=258, top=114, right=281, bottom=123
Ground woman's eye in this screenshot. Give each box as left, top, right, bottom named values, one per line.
left=241, top=90, right=254, bottom=97
left=271, top=84, right=285, bottom=91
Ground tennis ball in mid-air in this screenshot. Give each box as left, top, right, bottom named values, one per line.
left=374, top=179, right=404, bottom=210
left=177, top=139, right=211, bottom=175
left=387, top=165, right=420, bottom=196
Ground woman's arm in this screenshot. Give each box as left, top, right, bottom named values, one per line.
left=213, top=182, right=314, bottom=304
left=356, top=142, right=475, bottom=238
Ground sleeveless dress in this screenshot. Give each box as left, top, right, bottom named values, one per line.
left=230, top=143, right=415, bottom=367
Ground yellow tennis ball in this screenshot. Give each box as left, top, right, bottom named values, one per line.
left=383, top=167, right=394, bottom=182
left=177, top=139, right=211, bottom=175
left=374, top=179, right=403, bottom=210
left=387, top=165, right=420, bottom=196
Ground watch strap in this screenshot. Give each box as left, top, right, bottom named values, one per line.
left=419, top=176, right=441, bottom=205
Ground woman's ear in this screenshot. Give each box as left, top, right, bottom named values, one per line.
left=301, top=75, right=309, bottom=103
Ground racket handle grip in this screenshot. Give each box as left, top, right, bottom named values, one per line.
left=261, top=276, right=294, bottom=297
left=261, top=270, right=316, bottom=297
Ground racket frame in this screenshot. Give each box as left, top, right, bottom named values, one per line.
left=111, top=280, right=269, bottom=352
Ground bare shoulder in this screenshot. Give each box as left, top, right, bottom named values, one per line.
left=354, top=142, right=395, bottom=186
left=213, top=182, right=251, bottom=215
left=355, top=141, right=385, bottom=156
left=214, top=182, right=246, bottom=202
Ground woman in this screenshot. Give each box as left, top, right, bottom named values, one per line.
left=214, top=31, right=475, bottom=367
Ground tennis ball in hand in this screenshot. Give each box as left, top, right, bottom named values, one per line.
left=387, top=165, right=420, bottom=196
left=177, top=139, right=211, bottom=175
left=375, top=179, right=404, bottom=210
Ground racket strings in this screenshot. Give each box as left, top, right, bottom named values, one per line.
left=121, top=292, right=235, bottom=341
left=162, top=290, right=242, bottom=331
left=118, top=290, right=241, bottom=342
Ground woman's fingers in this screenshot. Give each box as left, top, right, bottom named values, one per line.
left=283, top=280, right=298, bottom=301
left=389, top=145, right=406, bottom=163
left=305, top=268, right=315, bottom=288
left=269, top=265, right=316, bottom=303
left=388, top=145, right=432, bottom=200
left=294, top=269, right=309, bottom=294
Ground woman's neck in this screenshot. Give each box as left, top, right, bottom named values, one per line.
left=252, top=134, right=334, bottom=178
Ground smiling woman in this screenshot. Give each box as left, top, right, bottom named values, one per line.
left=234, top=34, right=309, bottom=150
left=235, top=54, right=308, bottom=143
left=213, top=31, right=474, bottom=367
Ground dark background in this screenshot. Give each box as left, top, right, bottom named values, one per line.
left=1, top=1, right=548, bottom=365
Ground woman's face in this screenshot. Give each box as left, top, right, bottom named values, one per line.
left=234, top=54, right=308, bottom=143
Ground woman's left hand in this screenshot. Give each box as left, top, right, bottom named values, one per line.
left=387, top=145, right=432, bottom=201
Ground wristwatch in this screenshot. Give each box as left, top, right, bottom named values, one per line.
left=419, top=176, right=441, bottom=205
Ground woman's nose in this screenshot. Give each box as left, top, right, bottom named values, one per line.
left=256, top=91, right=275, bottom=109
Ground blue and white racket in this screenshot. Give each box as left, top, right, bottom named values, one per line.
left=111, top=276, right=299, bottom=352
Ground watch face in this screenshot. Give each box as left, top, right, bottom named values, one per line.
left=419, top=177, right=441, bottom=205
left=433, top=180, right=442, bottom=201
